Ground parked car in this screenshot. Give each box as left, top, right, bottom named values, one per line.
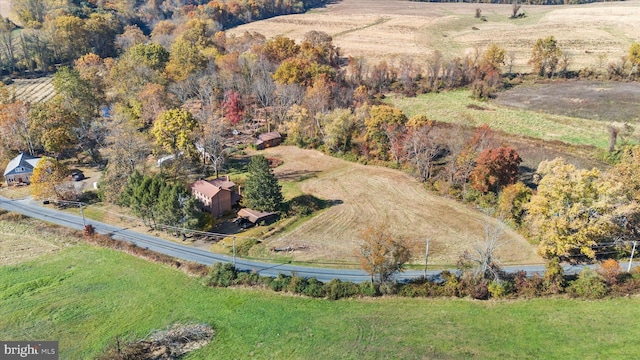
left=72, top=173, right=85, bottom=181
left=234, top=217, right=255, bottom=229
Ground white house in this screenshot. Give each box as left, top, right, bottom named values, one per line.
left=3, top=153, right=41, bottom=186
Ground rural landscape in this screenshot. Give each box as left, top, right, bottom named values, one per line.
left=1, top=0, right=640, bottom=358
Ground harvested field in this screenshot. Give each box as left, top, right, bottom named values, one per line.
left=259, top=146, right=540, bottom=266
left=0, top=219, right=78, bottom=266
left=230, top=0, right=640, bottom=72
left=9, top=77, right=56, bottom=104
left=493, top=81, right=640, bottom=123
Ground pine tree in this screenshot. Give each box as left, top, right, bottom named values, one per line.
left=242, top=155, right=283, bottom=212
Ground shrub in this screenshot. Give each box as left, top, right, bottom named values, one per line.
left=207, top=263, right=237, bottom=287
left=488, top=280, right=513, bottom=298
left=234, top=271, right=261, bottom=286
left=323, top=279, right=360, bottom=300
left=439, top=271, right=461, bottom=297
left=83, top=224, right=96, bottom=237
left=567, top=268, right=608, bottom=299
left=269, top=273, right=291, bottom=292
left=597, top=259, right=622, bottom=286
left=286, top=275, right=308, bottom=294
left=512, top=271, right=544, bottom=298
left=543, top=257, right=566, bottom=294
left=359, top=281, right=379, bottom=297
left=302, top=277, right=325, bottom=298
left=459, top=274, right=489, bottom=300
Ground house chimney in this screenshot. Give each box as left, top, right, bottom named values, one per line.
left=226, top=175, right=230, bottom=182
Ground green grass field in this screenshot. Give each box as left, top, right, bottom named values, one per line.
left=387, top=90, right=610, bottom=150
left=1, top=243, right=639, bottom=359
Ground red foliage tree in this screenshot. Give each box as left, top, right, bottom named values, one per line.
left=222, top=90, right=244, bottom=125
left=470, top=146, right=522, bottom=193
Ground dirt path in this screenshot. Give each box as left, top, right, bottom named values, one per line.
left=261, top=146, right=540, bottom=265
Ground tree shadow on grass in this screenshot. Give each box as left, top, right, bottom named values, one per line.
left=286, top=194, right=343, bottom=216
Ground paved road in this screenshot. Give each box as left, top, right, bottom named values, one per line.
left=0, top=195, right=629, bottom=282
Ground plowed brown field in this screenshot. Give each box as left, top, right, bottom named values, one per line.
left=260, top=146, right=540, bottom=265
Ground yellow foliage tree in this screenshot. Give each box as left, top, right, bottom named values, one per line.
left=30, top=157, right=69, bottom=200
left=526, top=158, right=623, bottom=260
left=357, top=223, right=412, bottom=285
left=152, top=108, right=199, bottom=159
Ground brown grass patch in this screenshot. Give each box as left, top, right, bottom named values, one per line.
left=255, top=146, right=540, bottom=266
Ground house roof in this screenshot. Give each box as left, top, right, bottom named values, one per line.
left=208, top=177, right=235, bottom=191
left=3, top=153, right=41, bottom=177
left=258, top=131, right=281, bottom=142
left=190, top=177, right=236, bottom=199
left=237, top=208, right=276, bottom=224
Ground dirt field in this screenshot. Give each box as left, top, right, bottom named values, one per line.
left=260, top=146, right=540, bottom=266
left=230, top=0, right=640, bottom=72
left=494, top=80, right=640, bottom=123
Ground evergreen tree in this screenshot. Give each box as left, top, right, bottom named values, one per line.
left=242, top=155, right=283, bottom=212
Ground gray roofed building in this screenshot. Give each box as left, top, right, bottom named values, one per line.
left=3, top=153, right=41, bottom=186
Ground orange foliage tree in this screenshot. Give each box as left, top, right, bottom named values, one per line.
left=470, top=146, right=522, bottom=193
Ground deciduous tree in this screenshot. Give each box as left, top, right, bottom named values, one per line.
left=470, top=146, right=522, bottom=193
left=30, top=157, right=69, bottom=200
left=357, top=223, right=412, bottom=286
left=363, top=105, right=407, bottom=160
left=526, top=158, right=623, bottom=260
left=152, top=108, right=199, bottom=159
left=529, top=36, right=563, bottom=78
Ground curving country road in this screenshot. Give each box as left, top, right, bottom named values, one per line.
left=0, top=195, right=616, bottom=282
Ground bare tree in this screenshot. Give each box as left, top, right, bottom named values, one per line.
left=404, top=124, right=442, bottom=181
left=273, top=83, right=305, bottom=127
left=459, top=217, right=504, bottom=281
left=198, top=116, right=227, bottom=178
left=426, top=50, right=443, bottom=91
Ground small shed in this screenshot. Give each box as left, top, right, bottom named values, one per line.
left=237, top=208, right=278, bottom=225
left=255, top=131, right=282, bottom=150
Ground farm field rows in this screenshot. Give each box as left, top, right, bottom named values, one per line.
left=230, top=0, right=640, bottom=72
left=256, top=146, right=540, bottom=266
left=9, top=77, right=56, bottom=104
left=1, top=241, right=639, bottom=359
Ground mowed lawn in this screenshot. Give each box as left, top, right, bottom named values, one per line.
left=257, top=146, right=539, bottom=266
left=1, top=245, right=639, bottom=359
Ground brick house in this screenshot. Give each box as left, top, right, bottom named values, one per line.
left=190, top=176, right=241, bottom=217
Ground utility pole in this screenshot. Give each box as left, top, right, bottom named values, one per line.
left=424, top=239, right=430, bottom=279
left=79, top=202, right=86, bottom=227
left=232, top=236, right=236, bottom=268
left=628, top=241, right=637, bottom=272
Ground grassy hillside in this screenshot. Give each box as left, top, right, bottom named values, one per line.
left=1, top=243, right=639, bottom=359
left=387, top=89, right=612, bottom=149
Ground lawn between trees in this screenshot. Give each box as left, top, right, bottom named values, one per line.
left=2, top=244, right=640, bottom=359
